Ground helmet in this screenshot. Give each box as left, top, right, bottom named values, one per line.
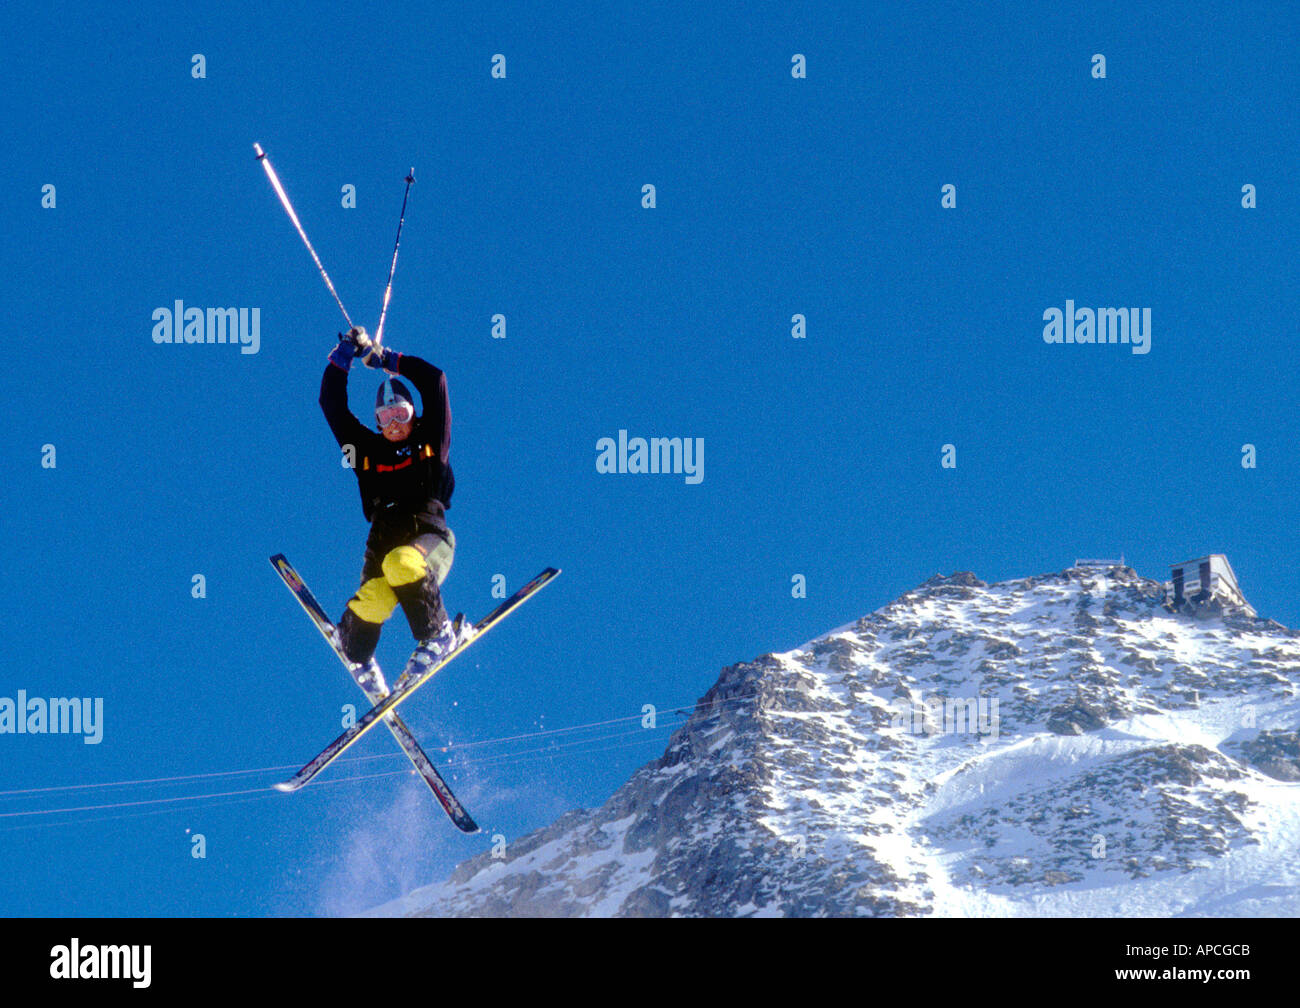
left=375, top=378, right=415, bottom=427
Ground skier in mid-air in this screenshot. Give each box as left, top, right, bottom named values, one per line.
left=320, top=326, right=459, bottom=684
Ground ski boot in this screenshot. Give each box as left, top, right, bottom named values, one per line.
left=352, top=657, right=388, bottom=696
left=326, top=627, right=389, bottom=696
left=394, top=614, right=472, bottom=691
left=449, top=612, right=474, bottom=648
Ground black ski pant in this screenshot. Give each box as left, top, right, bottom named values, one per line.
left=337, top=512, right=454, bottom=665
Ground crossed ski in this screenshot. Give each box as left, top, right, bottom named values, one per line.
left=272, top=561, right=559, bottom=801
left=270, top=554, right=479, bottom=831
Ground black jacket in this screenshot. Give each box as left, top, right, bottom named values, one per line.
left=320, top=354, right=454, bottom=525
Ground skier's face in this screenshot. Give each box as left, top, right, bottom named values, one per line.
left=380, top=418, right=413, bottom=442
left=376, top=399, right=415, bottom=442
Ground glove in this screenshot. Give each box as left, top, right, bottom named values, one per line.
left=327, top=331, right=360, bottom=371
left=360, top=337, right=401, bottom=373
left=349, top=326, right=373, bottom=354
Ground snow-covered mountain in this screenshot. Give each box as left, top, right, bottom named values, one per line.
left=369, top=563, right=1300, bottom=917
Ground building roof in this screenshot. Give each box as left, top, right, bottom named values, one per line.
left=1171, top=553, right=1232, bottom=572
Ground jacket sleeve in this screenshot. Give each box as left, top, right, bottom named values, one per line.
left=397, top=354, right=451, bottom=465
left=319, top=361, right=371, bottom=452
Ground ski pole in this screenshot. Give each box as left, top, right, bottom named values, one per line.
left=252, top=143, right=354, bottom=330
left=374, top=168, right=415, bottom=347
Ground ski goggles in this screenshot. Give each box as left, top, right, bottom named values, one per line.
left=376, top=401, right=414, bottom=427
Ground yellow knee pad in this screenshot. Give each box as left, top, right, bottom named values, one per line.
left=347, top=577, right=399, bottom=623
left=381, top=546, right=429, bottom=588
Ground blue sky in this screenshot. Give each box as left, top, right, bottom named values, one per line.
left=0, top=0, right=1295, bottom=915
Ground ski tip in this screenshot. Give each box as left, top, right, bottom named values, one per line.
left=253, top=142, right=266, bottom=159
left=272, top=780, right=300, bottom=793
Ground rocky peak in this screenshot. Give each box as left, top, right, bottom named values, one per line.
left=369, top=563, right=1300, bottom=918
